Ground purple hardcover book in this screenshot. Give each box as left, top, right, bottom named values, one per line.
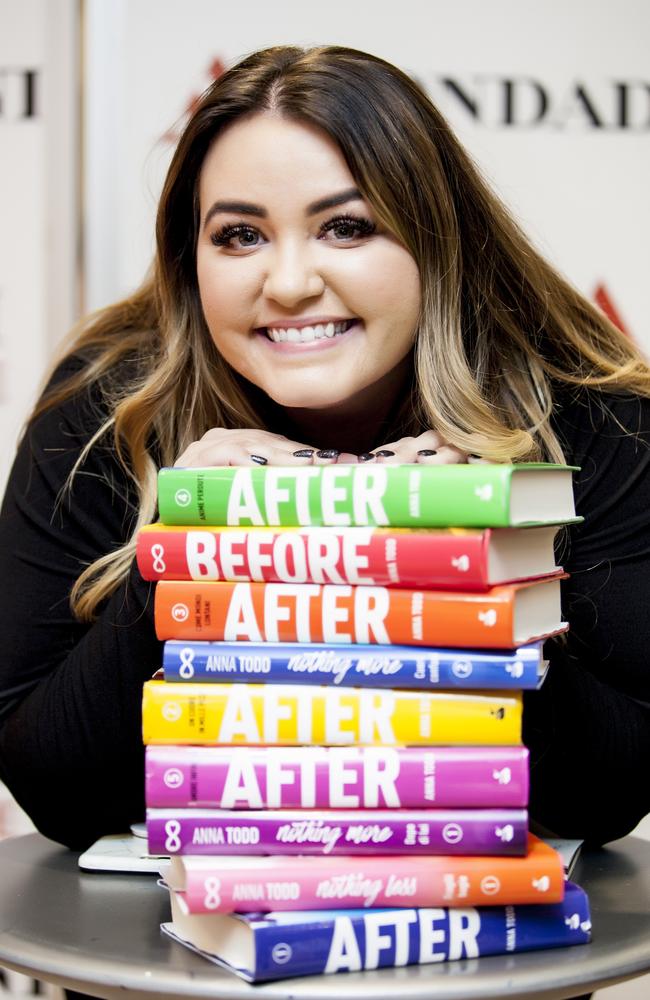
left=145, top=745, right=529, bottom=809
left=147, top=807, right=528, bottom=856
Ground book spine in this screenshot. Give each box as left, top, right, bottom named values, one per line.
left=247, top=882, right=591, bottom=980
left=157, top=464, right=514, bottom=527
left=153, top=579, right=540, bottom=649
left=137, top=524, right=491, bottom=589
left=162, top=639, right=542, bottom=689
left=147, top=808, right=528, bottom=856
left=142, top=681, right=522, bottom=747
left=145, top=745, right=530, bottom=809
left=179, top=841, right=564, bottom=912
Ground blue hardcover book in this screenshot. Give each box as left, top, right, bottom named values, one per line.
left=162, top=639, right=546, bottom=689
left=160, top=880, right=591, bottom=982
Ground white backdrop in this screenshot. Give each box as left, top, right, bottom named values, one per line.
left=0, top=0, right=78, bottom=489
left=84, top=0, right=650, bottom=352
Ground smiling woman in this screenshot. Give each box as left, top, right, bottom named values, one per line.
left=0, top=45, right=649, bottom=852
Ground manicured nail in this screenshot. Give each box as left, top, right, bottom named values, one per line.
left=358, top=453, right=375, bottom=462
left=417, top=449, right=438, bottom=456
left=374, top=450, right=395, bottom=457
left=250, top=454, right=267, bottom=465
left=293, top=449, right=314, bottom=457
left=316, top=449, right=340, bottom=459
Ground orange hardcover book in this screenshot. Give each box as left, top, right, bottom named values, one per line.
left=154, top=578, right=567, bottom=649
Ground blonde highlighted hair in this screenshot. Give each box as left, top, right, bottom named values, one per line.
left=32, top=44, right=650, bottom=620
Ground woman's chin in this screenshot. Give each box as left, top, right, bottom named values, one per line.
left=266, top=387, right=352, bottom=412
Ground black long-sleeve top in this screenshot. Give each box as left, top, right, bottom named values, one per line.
left=0, top=358, right=649, bottom=849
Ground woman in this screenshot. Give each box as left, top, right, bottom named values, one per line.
left=0, top=45, right=648, bottom=850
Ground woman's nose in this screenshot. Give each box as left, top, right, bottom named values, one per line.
left=262, top=241, right=325, bottom=305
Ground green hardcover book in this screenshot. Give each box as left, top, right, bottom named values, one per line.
left=157, top=464, right=580, bottom=528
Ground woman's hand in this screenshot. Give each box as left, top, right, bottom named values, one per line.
left=358, top=430, right=470, bottom=465
left=174, top=428, right=342, bottom=467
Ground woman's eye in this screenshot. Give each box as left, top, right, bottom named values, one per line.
left=210, top=224, right=263, bottom=250
left=319, top=215, right=376, bottom=242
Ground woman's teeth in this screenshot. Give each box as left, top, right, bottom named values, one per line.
left=266, top=320, right=354, bottom=343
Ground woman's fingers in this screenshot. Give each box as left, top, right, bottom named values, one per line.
left=175, top=445, right=316, bottom=467
left=174, top=428, right=317, bottom=467
left=312, top=449, right=341, bottom=466
left=416, top=444, right=469, bottom=465
left=173, top=427, right=478, bottom=469
left=361, top=432, right=469, bottom=465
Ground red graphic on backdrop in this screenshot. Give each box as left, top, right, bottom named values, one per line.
left=593, top=283, right=629, bottom=337
left=162, top=58, right=226, bottom=143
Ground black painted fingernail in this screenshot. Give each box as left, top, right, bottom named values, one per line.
left=250, top=454, right=267, bottom=465
left=316, top=449, right=340, bottom=459
left=374, top=450, right=395, bottom=457
left=358, top=453, right=375, bottom=462
left=293, top=449, right=314, bottom=457
left=417, top=449, right=438, bottom=456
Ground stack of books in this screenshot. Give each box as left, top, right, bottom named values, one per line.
left=138, top=463, right=592, bottom=982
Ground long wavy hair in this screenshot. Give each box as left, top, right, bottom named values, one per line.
left=32, top=44, right=650, bottom=620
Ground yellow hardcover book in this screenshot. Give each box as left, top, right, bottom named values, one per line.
left=141, top=681, right=522, bottom=746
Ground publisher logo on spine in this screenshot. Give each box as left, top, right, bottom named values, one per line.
left=175, top=488, right=192, bottom=507
left=451, top=659, right=473, bottom=679
left=481, top=875, right=501, bottom=895
left=162, top=701, right=182, bottom=723
left=171, top=603, right=189, bottom=622
left=442, top=822, right=463, bottom=845
left=163, top=767, right=184, bottom=789
left=271, top=942, right=293, bottom=965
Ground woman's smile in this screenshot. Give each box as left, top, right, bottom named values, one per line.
left=256, top=318, right=361, bottom=351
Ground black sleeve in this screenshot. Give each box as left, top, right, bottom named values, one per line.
left=524, top=391, right=650, bottom=845
left=0, top=361, right=163, bottom=849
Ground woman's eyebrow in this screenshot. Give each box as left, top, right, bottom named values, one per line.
left=202, top=187, right=363, bottom=231
left=307, top=187, right=363, bottom=215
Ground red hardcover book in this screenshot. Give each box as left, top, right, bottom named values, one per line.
left=137, top=523, right=560, bottom=591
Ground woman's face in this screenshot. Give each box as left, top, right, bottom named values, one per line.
left=196, top=113, right=421, bottom=412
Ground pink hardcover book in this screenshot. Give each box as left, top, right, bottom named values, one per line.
left=161, top=835, right=564, bottom=913
left=145, top=745, right=529, bottom=809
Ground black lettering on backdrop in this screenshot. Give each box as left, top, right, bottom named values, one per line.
left=610, top=82, right=650, bottom=129
left=568, top=85, right=605, bottom=127
left=441, top=78, right=479, bottom=119
left=23, top=69, right=37, bottom=117
left=503, top=79, right=548, bottom=126
left=0, top=68, right=39, bottom=120
left=437, top=75, right=650, bottom=130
